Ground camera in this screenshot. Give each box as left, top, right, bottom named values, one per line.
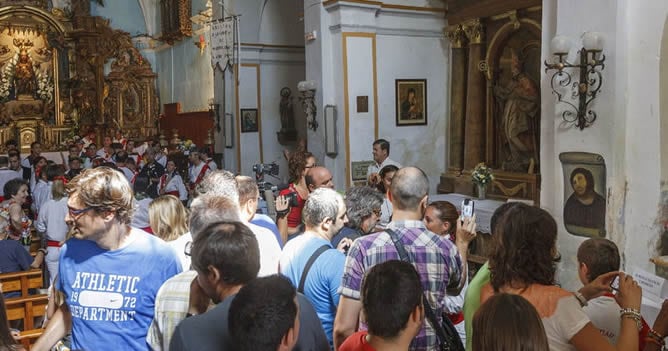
left=253, top=163, right=279, bottom=177
left=284, top=192, right=299, bottom=207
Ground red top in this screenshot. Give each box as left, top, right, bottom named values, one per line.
left=339, top=331, right=377, bottom=351
left=279, top=183, right=305, bottom=228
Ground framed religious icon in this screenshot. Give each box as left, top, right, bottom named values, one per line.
left=559, top=152, right=607, bottom=238
left=395, top=79, right=427, bottom=126
left=240, top=109, right=259, bottom=133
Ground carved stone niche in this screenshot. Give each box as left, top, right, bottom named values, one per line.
left=439, top=1, right=543, bottom=205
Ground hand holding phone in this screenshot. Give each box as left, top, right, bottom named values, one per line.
left=610, top=275, right=620, bottom=291
left=461, top=198, right=475, bottom=219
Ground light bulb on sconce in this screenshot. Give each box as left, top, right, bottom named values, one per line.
left=544, top=32, right=606, bottom=130
left=194, top=34, right=207, bottom=55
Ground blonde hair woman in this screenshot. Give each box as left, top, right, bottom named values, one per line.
left=149, top=195, right=191, bottom=270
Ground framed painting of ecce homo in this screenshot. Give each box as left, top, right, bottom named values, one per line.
left=395, top=79, right=427, bottom=126
left=559, top=152, right=607, bottom=238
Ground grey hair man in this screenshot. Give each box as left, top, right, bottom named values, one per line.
left=331, top=186, right=384, bottom=249
left=194, top=170, right=239, bottom=205
left=334, top=167, right=469, bottom=350
left=279, top=188, right=349, bottom=346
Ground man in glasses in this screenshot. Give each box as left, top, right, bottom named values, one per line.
left=33, top=167, right=182, bottom=351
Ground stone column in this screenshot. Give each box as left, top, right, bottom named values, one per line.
left=462, top=19, right=486, bottom=170
left=445, top=24, right=467, bottom=174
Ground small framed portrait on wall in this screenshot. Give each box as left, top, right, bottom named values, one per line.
left=395, top=79, right=427, bottom=126
left=240, top=108, right=259, bottom=133
left=559, top=152, right=607, bottom=238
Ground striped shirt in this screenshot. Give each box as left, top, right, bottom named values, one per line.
left=339, top=220, right=463, bottom=351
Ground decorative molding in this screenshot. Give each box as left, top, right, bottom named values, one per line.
left=444, top=24, right=466, bottom=48
left=323, top=0, right=446, bottom=13
left=240, top=42, right=305, bottom=50
left=462, top=19, right=484, bottom=44
left=329, top=25, right=444, bottom=38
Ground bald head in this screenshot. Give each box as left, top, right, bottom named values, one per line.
left=306, top=166, right=334, bottom=192
left=390, top=167, right=428, bottom=211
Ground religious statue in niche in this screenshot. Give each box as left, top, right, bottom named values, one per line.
left=559, top=152, right=607, bottom=238
left=494, top=49, right=539, bottom=172
left=276, top=87, right=297, bottom=145
left=14, top=41, right=37, bottom=97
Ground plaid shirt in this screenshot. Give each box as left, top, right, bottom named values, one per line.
left=339, top=220, right=463, bottom=351
left=147, top=271, right=198, bottom=351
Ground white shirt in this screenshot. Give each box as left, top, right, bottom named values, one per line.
left=582, top=295, right=620, bottom=344
left=131, top=198, right=153, bottom=229
left=32, top=180, right=52, bottom=214
left=96, top=147, right=114, bottom=161
left=205, top=159, right=218, bottom=171
left=246, top=222, right=282, bottom=277
left=156, top=153, right=167, bottom=168
left=159, top=173, right=188, bottom=201
left=366, top=157, right=401, bottom=179
left=379, top=197, right=393, bottom=227
left=118, top=166, right=135, bottom=184
left=35, top=197, right=69, bottom=242
left=165, top=232, right=193, bottom=272
left=188, top=162, right=211, bottom=186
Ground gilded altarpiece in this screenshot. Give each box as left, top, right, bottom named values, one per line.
left=439, top=0, right=542, bottom=204
left=0, top=0, right=158, bottom=153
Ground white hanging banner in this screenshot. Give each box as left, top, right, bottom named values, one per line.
left=211, top=19, right=234, bottom=72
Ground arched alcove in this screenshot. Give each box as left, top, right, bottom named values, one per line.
left=257, top=0, right=303, bottom=45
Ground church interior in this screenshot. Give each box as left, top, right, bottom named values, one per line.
left=2, top=0, right=668, bottom=326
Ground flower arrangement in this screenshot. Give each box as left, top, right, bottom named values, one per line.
left=0, top=54, right=16, bottom=102
left=472, top=162, right=494, bottom=186
left=177, top=139, right=196, bottom=155
left=36, top=70, right=54, bottom=103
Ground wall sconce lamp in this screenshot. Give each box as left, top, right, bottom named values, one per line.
left=298, top=80, right=318, bottom=132
left=194, top=34, right=207, bottom=55
left=209, top=100, right=221, bottom=133
left=544, top=32, right=605, bottom=130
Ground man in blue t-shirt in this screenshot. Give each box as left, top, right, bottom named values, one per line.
left=279, top=188, right=351, bottom=346
left=32, top=167, right=181, bottom=351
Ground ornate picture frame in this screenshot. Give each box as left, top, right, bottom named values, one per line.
left=240, top=108, right=258, bottom=133
left=395, top=79, right=427, bottom=126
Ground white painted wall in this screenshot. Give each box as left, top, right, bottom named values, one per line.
left=307, top=1, right=448, bottom=191
left=376, top=35, right=448, bottom=192
left=220, top=0, right=306, bottom=179
left=542, top=0, right=668, bottom=290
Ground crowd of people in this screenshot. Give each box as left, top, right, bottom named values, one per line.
left=0, top=136, right=667, bottom=351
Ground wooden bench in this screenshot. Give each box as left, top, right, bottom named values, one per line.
left=5, top=294, right=48, bottom=351
left=0, top=269, right=44, bottom=298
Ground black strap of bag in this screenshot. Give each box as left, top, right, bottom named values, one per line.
left=386, top=229, right=465, bottom=351
left=298, top=245, right=330, bottom=293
